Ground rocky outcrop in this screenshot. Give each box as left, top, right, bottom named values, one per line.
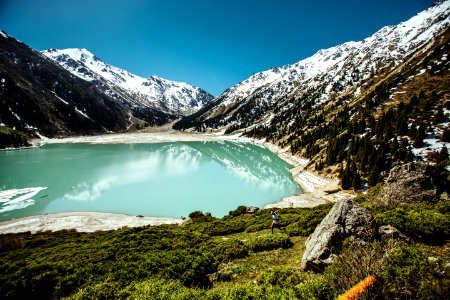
left=378, top=225, right=408, bottom=242
left=301, top=199, right=376, bottom=272
left=381, top=162, right=449, bottom=205
left=245, top=206, right=259, bottom=214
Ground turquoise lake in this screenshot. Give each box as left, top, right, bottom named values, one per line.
left=0, top=142, right=300, bottom=221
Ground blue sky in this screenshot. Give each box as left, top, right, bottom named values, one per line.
left=0, top=0, right=434, bottom=96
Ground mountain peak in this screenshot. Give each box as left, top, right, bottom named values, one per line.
left=42, top=48, right=214, bottom=116
left=0, top=29, right=9, bottom=39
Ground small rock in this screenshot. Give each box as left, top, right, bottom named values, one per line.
left=324, top=188, right=341, bottom=194
left=245, top=206, right=259, bottom=214
left=204, top=212, right=212, bottom=217
left=378, top=225, right=407, bottom=242
left=207, top=271, right=222, bottom=282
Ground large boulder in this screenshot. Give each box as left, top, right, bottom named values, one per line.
left=301, top=199, right=376, bottom=272
left=381, top=162, right=448, bottom=205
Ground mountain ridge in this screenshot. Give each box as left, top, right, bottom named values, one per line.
left=174, top=0, right=450, bottom=132
left=42, top=48, right=213, bottom=116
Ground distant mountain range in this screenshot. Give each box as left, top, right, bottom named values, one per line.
left=42, top=48, right=213, bottom=116
left=0, top=33, right=213, bottom=138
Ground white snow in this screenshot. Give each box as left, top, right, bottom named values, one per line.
left=296, top=171, right=329, bottom=193
left=52, top=91, right=69, bottom=105
left=0, top=187, right=47, bottom=213
left=0, top=212, right=182, bottom=234
left=74, top=107, right=91, bottom=120
left=0, top=30, right=7, bottom=38
left=42, top=49, right=213, bottom=115
left=8, top=107, right=22, bottom=121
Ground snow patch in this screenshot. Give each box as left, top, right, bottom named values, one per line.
left=75, top=107, right=91, bottom=120
left=0, top=187, right=47, bottom=213
left=296, top=171, right=329, bottom=193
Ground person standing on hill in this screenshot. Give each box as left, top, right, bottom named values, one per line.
left=271, top=210, right=281, bottom=234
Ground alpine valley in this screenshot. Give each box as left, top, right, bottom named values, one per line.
left=1, top=2, right=450, bottom=299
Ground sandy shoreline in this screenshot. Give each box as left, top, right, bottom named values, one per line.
left=0, top=212, right=182, bottom=234
left=1, top=130, right=350, bottom=234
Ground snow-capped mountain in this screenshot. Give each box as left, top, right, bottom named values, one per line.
left=174, top=0, right=450, bottom=131
left=0, top=30, right=132, bottom=137
left=42, top=48, right=213, bottom=116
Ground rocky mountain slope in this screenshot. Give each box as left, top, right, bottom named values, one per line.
left=42, top=48, right=213, bottom=117
left=0, top=32, right=213, bottom=142
left=175, top=1, right=449, bottom=132
left=0, top=30, right=131, bottom=138
left=175, top=1, right=450, bottom=189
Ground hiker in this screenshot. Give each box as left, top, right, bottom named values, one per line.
left=271, top=210, right=281, bottom=234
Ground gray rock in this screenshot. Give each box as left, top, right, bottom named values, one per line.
left=245, top=206, right=259, bottom=214
left=207, top=271, right=222, bottom=282
left=381, top=162, right=446, bottom=205
left=378, top=225, right=407, bottom=242
left=301, top=199, right=376, bottom=272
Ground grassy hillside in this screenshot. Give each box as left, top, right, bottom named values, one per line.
left=1, top=198, right=449, bottom=299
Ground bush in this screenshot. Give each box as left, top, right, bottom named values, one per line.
left=0, top=227, right=218, bottom=298
left=375, top=206, right=450, bottom=243
left=206, top=238, right=249, bottom=262
left=256, top=267, right=305, bottom=288
left=324, top=241, right=450, bottom=299
left=284, top=207, right=330, bottom=237
left=122, top=277, right=329, bottom=299
left=324, top=241, right=387, bottom=298
left=245, top=223, right=268, bottom=233
left=380, top=243, right=450, bottom=299
left=229, top=206, right=248, bottom=217
left=188, top=210, right=205, bottom=219
left=247, top=234, right=292, bottom=252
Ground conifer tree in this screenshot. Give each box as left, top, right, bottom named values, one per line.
left=437, top=145, right=449, bottom=165
left=413, top=124, right=426, bottom=148
left=441, top=127, right=450, bottom=143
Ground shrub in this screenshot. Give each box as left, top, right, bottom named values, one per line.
left=375, top=206, right=450, bottom=243
left=324, top=241, right=450, bottom=299
left=206, top=238, right=249, bottom=262
left=229, top=205, right=248, bottom=217
left=247, top=234, right=292, bottom=252
left=324, top=241, right=387, bottom=298
left=256, top=266, right=305, bottom=287
left=284, top=208, right=330, bottom=237
left=293, top=277, right=331, bottom=300
left=188, top=210, right=205, bottom=219
left=380, top=243, right=450, bottom=299
left=245, top=223, right=268, bottom=233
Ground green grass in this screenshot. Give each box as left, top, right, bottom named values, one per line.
left=1, top=201, right=449, bottom=299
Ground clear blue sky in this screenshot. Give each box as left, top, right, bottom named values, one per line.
left=0, top=0, right=434, bottom=96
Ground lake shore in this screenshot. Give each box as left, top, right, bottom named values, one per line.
left=261, top=142, right=353, bottom=209
left=0, top=212, right=182, bottom=234
left=1, top=128, right=351, bottom=234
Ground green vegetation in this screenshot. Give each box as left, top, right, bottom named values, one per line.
left=1, top=192, right=449, bottom=299
left=0, top=126, right=31, bottom=149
